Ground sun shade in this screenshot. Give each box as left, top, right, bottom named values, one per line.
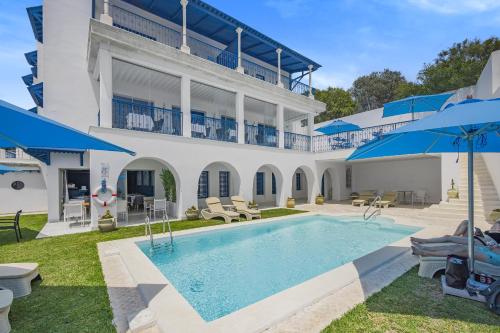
left=383, top=93, right=454, bottom=118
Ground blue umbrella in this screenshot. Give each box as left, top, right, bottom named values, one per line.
left=0, top=165, right=20, bottom=175
left=383, top=92, right=454, bottom=119
left=349, top=98, right=500, bottom=273
left=0, top=100, right=135, bottom=164
left=316, top=120, right=361, bottom=135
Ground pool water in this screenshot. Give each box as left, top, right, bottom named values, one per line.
left=136, top=215, right=420, bottom=321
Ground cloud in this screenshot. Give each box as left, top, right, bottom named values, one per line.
left=402, top=0, right=500, bottom=15
left=265, top=0, right=313, bottom=18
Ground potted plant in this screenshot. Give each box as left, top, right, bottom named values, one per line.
left=248, top=201, right=258, bottom=209
left=98, top=210, right=116, bottom=232
left=489, top=209, right=500, bottom=223
left=315, top=194, right=324, bottom=205
left=185, top=206, right=199, bottom=220
left=447, top=179, right=459, bottom=200
left=287, top=197, right=295, bottom=208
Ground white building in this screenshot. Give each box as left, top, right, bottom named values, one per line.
left=2, top=0, right=499, bottom=228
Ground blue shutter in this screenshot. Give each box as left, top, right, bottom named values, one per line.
left=272, top=173, right=276, bottom=195
left=219, top=171, right=230, bottom=197
left=296, top=173, right=301, bottom=191
left=256, top=172, right=265, bottom=195
left=198, top=171, right=209, bottom=198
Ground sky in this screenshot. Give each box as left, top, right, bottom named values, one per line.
left=1, top=0, right=499, bottom=109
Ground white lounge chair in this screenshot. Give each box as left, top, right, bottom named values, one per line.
left=201, top=197, right=240, bottom=224
left=0, top=289, right=13, bottom=333
left=231, top=196, right=261, bottom=220
left=0, top=263, right=40, bottom=298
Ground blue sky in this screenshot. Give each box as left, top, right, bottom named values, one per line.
left=1, top=0, right=499, bottom=109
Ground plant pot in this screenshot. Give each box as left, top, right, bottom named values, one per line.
left=315, top=196, right=324, bottom=205
left=185, top=211, right=199, bottom=220
left=286, top=198, right=295, bottom=208
left=489, top=210, right=500, bottom=223
left=447, top=189, right=459, bottom=200
left=98, top=218, right=116, bottom=232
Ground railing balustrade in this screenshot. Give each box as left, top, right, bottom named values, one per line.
left=313, top=121, right=412, bottom=152
left=112, top=99, right=183, bottom=136
left=245, top=124, right=279, bottom=147
left=284, top=132, right=311, bottom=151
left=191, top=113, right=238, bottom=143
left=188, top=37, right=238, bottom=70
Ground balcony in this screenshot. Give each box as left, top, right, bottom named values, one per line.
left=245, top=124, right=279, bottom=148
left=313, top=121, right=413, bottom=152
left=108, top=5, right=314, bottom=96
left=191, top=113, right=238, bottom=143
left=284, top=132, right=311, bottom=151
left=112, top=99, right=183, bottom=136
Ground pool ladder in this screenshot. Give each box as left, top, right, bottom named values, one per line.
left=145, top=213, right=173, bottom=249
left=364, top=195, right=382, bottom=221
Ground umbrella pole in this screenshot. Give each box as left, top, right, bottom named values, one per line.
left=467, top=138, right=475, bottom=273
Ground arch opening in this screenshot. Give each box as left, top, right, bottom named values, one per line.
left=252, top=164, right=283, bottom=208
left=197, top=161, right=241, bottom=208
left=291, top=167, right=311, bottom=204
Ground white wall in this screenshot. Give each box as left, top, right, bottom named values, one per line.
left=291, top=168, right=309, bottom=200
left=351, top=157, right=442, bottom=203
left=0, top=172, right=47, bottom=214
left=481, top=153, right=500, bottom=198
left=476, top=50, right=500, bottom=99
left=440, top=153, right=460, bottom=202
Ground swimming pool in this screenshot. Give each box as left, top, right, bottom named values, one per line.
left=136, top=214, right=420, bottom=322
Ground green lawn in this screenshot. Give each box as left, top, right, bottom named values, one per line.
left=1, top=211, right=499, bottom=332
left=0, top=209, right=305, bottom=333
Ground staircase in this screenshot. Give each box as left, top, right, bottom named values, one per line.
left=418, top=154, right=500, bottom=227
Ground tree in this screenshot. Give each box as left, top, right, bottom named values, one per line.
left=349, top=69, right=406, bottom=112
left=314, top=87, right=357, bottom=123
left=418, top=37, right=500, bottom=93
left=395, top=81, right=431, bottom=100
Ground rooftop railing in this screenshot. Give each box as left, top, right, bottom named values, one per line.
left=108, top=5, right=315, bottom=96
left=313, top=121, right=412, bottom=153
left=191, top=113, right=238, bottom=143
left=245, top=124, right=279, bottom=147
left=284, top=132, right=311, bottom=151
left=112, top=99, right=183, bottom=136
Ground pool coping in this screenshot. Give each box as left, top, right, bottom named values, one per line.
left=97, top=212, right=448, bottom=333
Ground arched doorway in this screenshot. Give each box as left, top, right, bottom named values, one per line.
left=321, top=168, right=334, bottom=201
left=291, top=167, right=310, bottom=204
left=252, top=165, right=283, bottom=208
left=197, top=162, right=241, bottom=208
left=116, top=157, right=179, bottom=223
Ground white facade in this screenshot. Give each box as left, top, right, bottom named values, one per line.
left=7, top=1, right=500, bottom=226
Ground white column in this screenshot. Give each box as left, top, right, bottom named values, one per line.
left=277, top=104, right=284, bottom=149
left=308, top=64, right=314, bottom=99
left=236, top=91, right=245, bottom=144
left=307, top=113, right=315, bottom=152
left=100, top=0, right=113, bottom=25
left=181, top=75, right=191, bottom=137
left=180, top=0, right=190, bottom=54
left=236, top=27, right=244, bottom=74
left=276, top=48, right=284, bottom=88
left=98, top=47, right=113, bottom=128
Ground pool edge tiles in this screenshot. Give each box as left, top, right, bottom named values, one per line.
left=135, top=214, right=421, bottom=322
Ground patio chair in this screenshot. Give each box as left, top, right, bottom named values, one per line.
left=231, top=196, right=261, bottom=221
left=201, top=197, right=240, bottom=224
left=0, top=210, right=22, bottom=242
left=375, top=191, right=398, bottom=208
left=152, top=199, right=168, bottom=221
left=352, top=191, right=375, bottom=207
left=63, top=202, right=85, bottom=226
left=414, top=190, right=428, bottom=205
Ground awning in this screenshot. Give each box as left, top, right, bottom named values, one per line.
left=0, top=100, right=135, bottom=165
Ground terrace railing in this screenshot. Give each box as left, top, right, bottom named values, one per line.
left=245, top=124, right=279, bottom=147
left=191, top=113, right=238, bottom=143
left=284, top=132, right=311, bottom=151
left=188, top=37, right=238, bottom=70
left=313, top=121, right=412, bottom=152
left=112, top=99, right=183, bottom=136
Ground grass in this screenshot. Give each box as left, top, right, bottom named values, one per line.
left=0, top=208, right=306, bottom=333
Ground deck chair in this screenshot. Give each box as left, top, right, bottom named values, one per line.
left=375, top=191, right=398, bottom=208
left=201, top=197, right=240, bottom=224
left=231, top=196, right=261, bottom=221
left=0, top=210, right=22, bottom=242
left=352, top=191, right=375, bottom=207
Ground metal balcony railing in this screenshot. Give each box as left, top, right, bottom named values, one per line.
left=112, top=99, right=183, bottom=136
left=191, top=113, right=238, bottom=143
left=0, top=149, right=33, bottom=160
left=284, top=132, right=311, bottom=151
left=245, top=124, right=279, bottom=147
left=188, top=37, right=238, bottom=70
left=313, top=121, right=413, bottom=152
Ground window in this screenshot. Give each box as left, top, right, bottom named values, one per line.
left=198, top=171, right=209, bottom=199
left=296, top=173, right=302, bottom=191
left=256, top=172, right=265, bottom=195
left=219, top=171, right=230, bottom=198
left=272, top=173, right=276, bottom=195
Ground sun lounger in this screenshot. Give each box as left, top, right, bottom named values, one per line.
left=201, top=197, right=240, bottom=224
left=0, top=263, right=40, bottom=298
left=231, top=196, right=261, bottom=221
left=418, top=255, right=500, bottom=279
left=0, top=289, right=13, bottom=333
left=352, top=191, right=375, bottom=206
left=375, top=191, right=398, bottom=208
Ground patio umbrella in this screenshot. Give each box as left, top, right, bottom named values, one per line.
left=383, top=93, right=454, bottom=120
left=316, top=120, right=361, bottom=135
left=0, top=164, right=20, bottom=175
left=0, top=100, right=135, bottom=164
left=348, top=98, right=500, bottom=273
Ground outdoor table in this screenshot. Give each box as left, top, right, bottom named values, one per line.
left=222, top=204, right=236, bottom=212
